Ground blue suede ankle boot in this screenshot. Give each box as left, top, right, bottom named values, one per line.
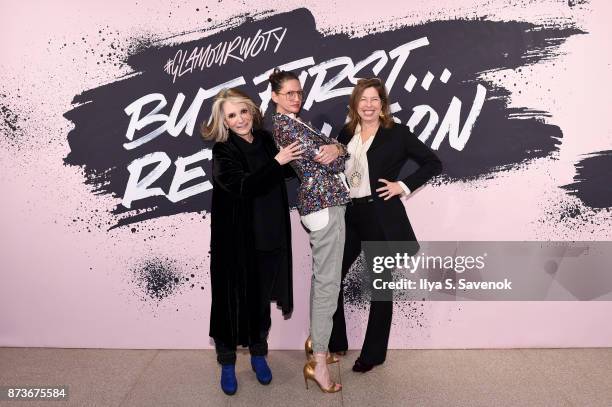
left=251, top=355, right=272, bottom=385
left=220, top=364, right=237, bottom=395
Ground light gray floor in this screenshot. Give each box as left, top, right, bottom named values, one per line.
left=1, top=348, right=611, bottom=406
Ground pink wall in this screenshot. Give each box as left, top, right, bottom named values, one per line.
left=1, top=0, right=611, bottom=349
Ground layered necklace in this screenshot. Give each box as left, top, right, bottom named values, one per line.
left=348, top=124, right=378, bottom=188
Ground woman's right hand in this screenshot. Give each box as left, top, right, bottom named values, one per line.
left=275, top=140, right=303, bottom=165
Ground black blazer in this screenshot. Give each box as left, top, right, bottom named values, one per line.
left=338, top=123, right=442, bottom=242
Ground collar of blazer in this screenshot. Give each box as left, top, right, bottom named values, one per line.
left=275, top=112, right=323, bottom=137
left=340, top=122, right=391, bottom=155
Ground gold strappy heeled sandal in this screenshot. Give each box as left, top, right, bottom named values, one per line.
left=305, top=336, right=339, bottom=364
left=303, top=360, right=342, bottom=393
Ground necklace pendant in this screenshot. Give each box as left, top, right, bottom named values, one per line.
left=350, top=171, right=362, bottom=188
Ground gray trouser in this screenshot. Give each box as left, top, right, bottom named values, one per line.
left=309, top=205, right=346, bottom=353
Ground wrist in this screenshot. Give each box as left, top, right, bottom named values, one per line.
left=335, top=143, right=344, bottom=155
left=397, top=181, right=411, bottom=196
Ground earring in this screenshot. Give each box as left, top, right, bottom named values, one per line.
left=379, top=112, right=384, bottom=118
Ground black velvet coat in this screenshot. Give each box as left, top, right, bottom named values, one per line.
left=208, top=129, right=293, bottom=347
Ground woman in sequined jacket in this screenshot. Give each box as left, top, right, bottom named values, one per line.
left=270, top=69, right=348, bottom=393
left=272, top=113, right=349, bottom=215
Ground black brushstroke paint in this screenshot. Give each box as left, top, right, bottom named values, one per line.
left=63, top=8, right=583, bottom=227
left=561, top=150, right=612, bottom=209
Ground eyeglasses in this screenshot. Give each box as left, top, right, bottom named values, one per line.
left=277, top=90, right=304, bottom=100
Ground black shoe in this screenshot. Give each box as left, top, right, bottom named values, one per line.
left=352, top=358, right=375, bottom=373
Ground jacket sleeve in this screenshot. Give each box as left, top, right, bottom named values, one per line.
left=272, top=115, right=300, bottom=148
left=272, top=115, right=311, bottom=178
left=318, top=131, right=349, bottom=156
left=272, top=115, right=322, bottom=169
left=262, top=128, right=297, bottom=180
left=309, top=127, right=347, bottom=174
left=273, top=115, right=348, bottom=174
left=326, top=145, right=347, bottom=174
left=212, top=142, right=283, bottom=198
left=400, top=127, right=443, bottom=191
left=328, top=130, right=350, bottom=173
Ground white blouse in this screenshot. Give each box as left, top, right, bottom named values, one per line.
left=344, top=124, right=410, bottom=199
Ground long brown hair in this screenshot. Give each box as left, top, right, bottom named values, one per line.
left=200, top=88, right=263, bottom=143
left=346, top=78, right=393, bottom=136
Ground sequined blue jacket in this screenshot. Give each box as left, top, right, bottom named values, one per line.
left=272, top=113, right=350, bottom=216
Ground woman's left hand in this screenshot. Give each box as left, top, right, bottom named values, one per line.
left=376, top=179, right=404, bottom=200
left=314, top=144, right=340, bottom=165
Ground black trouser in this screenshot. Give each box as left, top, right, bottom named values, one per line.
left=329, top=200, right=393, bottom=365
left=215, top=249, right=280, bottom=365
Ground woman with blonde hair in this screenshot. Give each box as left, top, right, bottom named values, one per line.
left=203, top=88, right=302, bottom=395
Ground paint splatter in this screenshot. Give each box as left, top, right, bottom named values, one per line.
left=128, top=255, right=206, bottom=304
left=131, top=257, right=183, bottom=301
left=0, top=94, right=27, bottom=149
left=561, top=150, right=612, bottom=209
left=394, top=301, right=427, bottom=329
left=568, top=0, right=589, bottom=7
left=1, top=104, right=19, bottom=132
left=342, top=253, right=429, bottom=329
left=343, top=253, right=369, bottom=306
left=537, top=193, right=611, bottom=240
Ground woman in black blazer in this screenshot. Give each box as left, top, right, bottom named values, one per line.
left=329, top=78, right=442, bottom=372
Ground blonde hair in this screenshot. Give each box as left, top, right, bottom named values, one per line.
left=201, top=88, right=263, bottom=142
left=346, top=78, right=393, bottom=136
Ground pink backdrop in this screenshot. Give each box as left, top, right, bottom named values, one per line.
left=1, top=0, right=611, bottom=349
